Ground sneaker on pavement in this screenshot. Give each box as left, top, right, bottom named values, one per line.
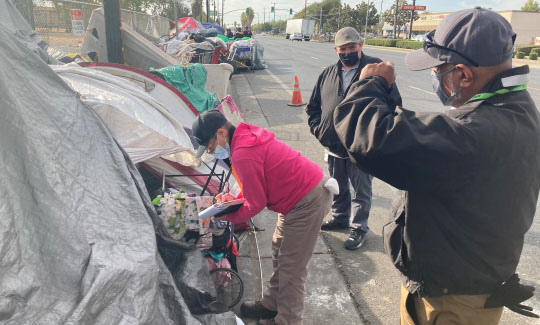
left=240, top=301, right=278, bottom=319
left=344, top=229, right=366, bottom=250
left=321, top=218, right=349, bottom=231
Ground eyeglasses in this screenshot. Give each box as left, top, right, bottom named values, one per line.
left=423, top=30, right=479, bottom=67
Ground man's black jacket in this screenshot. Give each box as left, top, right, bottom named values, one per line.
left=306, top=52, right=402, bottom=157
left=333, top=65, right=540, bottom=297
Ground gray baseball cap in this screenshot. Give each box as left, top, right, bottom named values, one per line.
left=335, top=27, right=362, bottom=47
left=405, top=7, right=516, bottom=71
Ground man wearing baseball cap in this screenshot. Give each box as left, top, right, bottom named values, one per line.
left=306, top=26, right=402, bottom=250
left=192, top=110, right=336, bottom=324
left=332, top=7, right=540, bottom=323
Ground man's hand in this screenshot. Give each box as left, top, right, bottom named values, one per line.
left=359, top=61, right=396, bottom=87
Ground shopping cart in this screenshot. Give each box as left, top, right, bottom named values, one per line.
left=228, top=44, right=254, bottom=72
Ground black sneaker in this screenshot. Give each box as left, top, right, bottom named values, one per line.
left=321, top=218, right=349, bottom=231
left=344, top=229, right=366, bottom=250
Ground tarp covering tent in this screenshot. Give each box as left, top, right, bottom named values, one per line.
left=177, top=17, right=205, bottom=33
left=201, top=22, right=225, bottom=35
left=0, top=0, right=57, bottom=64
left=0, top=1, right=241, bottom=323
left=51, top=63, right=199, bottom=166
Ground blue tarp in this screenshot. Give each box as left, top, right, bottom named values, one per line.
left=201, top=22, right=225, bottom=35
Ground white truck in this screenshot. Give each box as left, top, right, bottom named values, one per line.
left=286, top=19, right=316, bottom=41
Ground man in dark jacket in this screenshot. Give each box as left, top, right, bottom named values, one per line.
left=333, top=8, right=540, bottom=323
left=306, top=27, right=401, bottom=250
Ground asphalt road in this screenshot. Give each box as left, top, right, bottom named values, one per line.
left=244, top=35, right=540, bottom=324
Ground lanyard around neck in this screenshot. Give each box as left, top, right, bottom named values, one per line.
left=465, top=84, right=527, bottom=104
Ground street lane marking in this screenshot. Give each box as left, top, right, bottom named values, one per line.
left=264, top=68, right=294, bottom=96
left=408, top=85, right=436, bottom=96
left=528, top=86, right=540, bottom=91
left=311, top=57, right=319, bottom=59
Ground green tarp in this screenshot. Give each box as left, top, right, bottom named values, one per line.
left=150, top=63, right=218, bottom=113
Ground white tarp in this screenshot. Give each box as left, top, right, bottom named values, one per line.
left=51, top=63, right=199, bottom=166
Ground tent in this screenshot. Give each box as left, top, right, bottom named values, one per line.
left=72, top=62, right=238, bottom=196
left=177, top=17, right=205, bottom=33
left=0, top=1, right=241, bottom=323
left=201, top=22, right=225, bottom=35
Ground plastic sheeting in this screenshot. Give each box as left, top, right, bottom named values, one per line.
left=252, top=40, right=268, bottom=70
left=150, top=64, right=219, bottom=113
left=0, top=0, right=57, bottom=64
left=51, top=63, right=198, bottom=166
left=81, top=8, right=178, bottom=70
left=0, top=9, right=240, bottom=325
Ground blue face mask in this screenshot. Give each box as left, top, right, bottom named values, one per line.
left=213, top=143, right=230, bottom=160
left=431, top=65, right=463, bottom=106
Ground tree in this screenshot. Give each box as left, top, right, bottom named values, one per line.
left=240, top=7, right=255, bottom=29
left=325, top=2, right=378, bottom=34
left=382, top=0, right=419, bottom=38
left=522, top=0, right=540, bottom=11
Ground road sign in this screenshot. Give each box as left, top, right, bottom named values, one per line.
left=401, top=5, right=427, bottom=10
left=70, top=9, right=84, bottom=35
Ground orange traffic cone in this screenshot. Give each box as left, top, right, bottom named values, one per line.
left=288, top=76, right=306, bottom=107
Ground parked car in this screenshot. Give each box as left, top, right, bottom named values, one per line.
left=412, top=34, right=427, bottom=42
left=285, top=33, right=290, bottom=39
left=291, top=33, right=303, bottom=41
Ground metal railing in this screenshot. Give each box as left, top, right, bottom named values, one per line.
left=12, top=0, right=170, bottom=54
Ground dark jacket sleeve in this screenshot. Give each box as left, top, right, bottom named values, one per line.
left=333, top=76, right=478, bottom=192
left=305, top=73, right=324, bottom=139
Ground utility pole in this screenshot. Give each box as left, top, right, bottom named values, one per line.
left=264, top=7, right=266, bottom=26
left=206, top=0, right=210, bottom=22
left=408, top=0, right=415, bottom=39
left=104, top=0, right=123, bottom=63
left=338, top=0, right=341, bottom=30
left=304, top=0, right=307, bottom=19
left=379, top=0, right=383, bottom=37
left=319, top=6, right=322, bottom=35
left=173, top=0, right=178, bottom=34
left=273, top=2, right=276, bottom=24
left=221, top=0, right=224, bottom=27
left=393, top=0, right=398, bottom=39
left=364, top=0, right=369, bottom=37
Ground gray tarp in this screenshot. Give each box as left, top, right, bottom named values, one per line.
left=0, top=0, right=57, bottom=64
left=0, top=1, right=240, bottom=324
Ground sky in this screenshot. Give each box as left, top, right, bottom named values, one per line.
left=195, top=0, right=529, bottom=27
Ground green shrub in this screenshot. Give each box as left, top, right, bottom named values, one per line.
left=515, top=46, right=540, bottom=55
left=530, top=48, right=540, bottom=56
left=529, top=52, right=538, bottom=60
left=396, top=40, right=424, bottom=49
left=365, top=38, right=397, bottom=47
left=516, top=51, right=525, bottom=59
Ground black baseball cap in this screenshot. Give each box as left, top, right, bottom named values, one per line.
left=191, top=109, right=228, bottom=158
left=405, top=7, right=516, bottom=71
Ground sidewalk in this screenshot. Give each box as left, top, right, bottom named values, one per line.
left=229, top=73, right=363, bottom=325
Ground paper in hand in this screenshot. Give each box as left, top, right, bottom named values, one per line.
left=198, top=198, right=245, bottom=220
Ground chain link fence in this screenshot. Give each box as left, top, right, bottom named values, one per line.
left=12, top=0, right=171, bottom=55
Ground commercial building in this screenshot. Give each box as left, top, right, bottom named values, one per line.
left=383, top=10, right=540, bottom=46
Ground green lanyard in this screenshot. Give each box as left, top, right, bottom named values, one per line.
left=465, top=84, right=527, bottom=104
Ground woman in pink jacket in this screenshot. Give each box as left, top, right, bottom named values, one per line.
left=193, top=110, right=334, bottom=325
